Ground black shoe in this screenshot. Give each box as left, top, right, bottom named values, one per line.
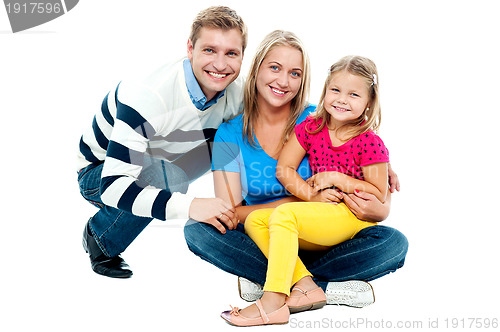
left=82, top=221, right=133, bottom=278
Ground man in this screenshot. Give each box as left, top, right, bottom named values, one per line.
left=77, top=6, right=246, bottom=278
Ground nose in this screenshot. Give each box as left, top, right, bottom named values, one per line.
left=213, top=53, right=227, bottom=72
left=337, top=93, right=347, bottom=104
left=276, top=71, right=289, bottom=88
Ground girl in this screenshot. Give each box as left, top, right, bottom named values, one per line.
left=223, top=55, right=390, bottom=326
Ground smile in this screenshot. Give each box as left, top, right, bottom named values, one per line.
left=270, top=86, right=287, bottom=96
left=207, top=71, right=229, bottom=79
left=334, top=106, right=350, bottom=113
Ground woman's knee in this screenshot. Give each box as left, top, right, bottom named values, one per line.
left=183, top=219, right=207, bottom=252
left=364, top=225, right=409, bottom=269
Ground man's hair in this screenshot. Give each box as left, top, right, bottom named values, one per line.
left=189, top=6, right=248, bottom=52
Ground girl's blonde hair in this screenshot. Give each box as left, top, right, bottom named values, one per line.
left=242, top=30, right=311, bottom=147
left=312, top=55, right=381, bottom=140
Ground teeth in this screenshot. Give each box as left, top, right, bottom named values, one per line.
left=271, top=87, right=285, bottom=95
left=208, top=71, right=227, bottom=78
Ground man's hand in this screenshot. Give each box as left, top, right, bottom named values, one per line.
left=189, top=198, right=238, bottom=234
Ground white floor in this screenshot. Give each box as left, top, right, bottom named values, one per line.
left=2, top=1, right=500, bottom=331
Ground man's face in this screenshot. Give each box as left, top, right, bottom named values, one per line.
left=187, top=27, right=244, bottom=101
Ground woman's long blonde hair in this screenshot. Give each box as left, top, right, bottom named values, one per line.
left=311, top=55, right=381, bottom=140
left=242, top=30, right=311, bottom=148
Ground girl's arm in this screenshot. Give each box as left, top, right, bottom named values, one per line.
left=308, top=162, right=389, bottom=203
left=277, top=134, right=344, bottom=203
left=213, top=170, right=302, bottom=223
left=276, top=133, right=316, bottom=201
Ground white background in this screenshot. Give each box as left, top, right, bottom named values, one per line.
left=1, top=1, right=499, bottom=331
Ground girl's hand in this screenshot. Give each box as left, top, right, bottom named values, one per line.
left=306, top=172, right=337, bottom=193
left=309, top=188, right=343, bottom=203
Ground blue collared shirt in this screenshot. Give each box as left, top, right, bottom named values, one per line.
left=183, top=59, right=225, bottom=111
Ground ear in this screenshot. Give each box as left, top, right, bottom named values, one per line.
left=187, top=39, right=194, bottom=60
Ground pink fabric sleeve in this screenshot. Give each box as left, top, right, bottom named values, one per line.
left=358, top=132, right=390, bottom=166
left=294, top=116, right=313, bottom=151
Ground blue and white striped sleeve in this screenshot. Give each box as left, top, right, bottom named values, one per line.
left=99, top=84, right=176, bottom=221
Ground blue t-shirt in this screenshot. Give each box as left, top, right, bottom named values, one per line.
left=212, top=105, right=316, bottom=205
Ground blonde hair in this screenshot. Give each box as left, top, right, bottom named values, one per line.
left=243, top=30, right=311, bottom=147
left=189, top=6, right=248, bottom=52
left=312, top=55, right=381, bottom=140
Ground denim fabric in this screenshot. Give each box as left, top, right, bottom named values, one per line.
left=184, top=221, right=408, bottom=291
left=78, top=156, right=196, bottom=257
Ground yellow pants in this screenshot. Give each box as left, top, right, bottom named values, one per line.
left=244, top=202, right=376, bottom=295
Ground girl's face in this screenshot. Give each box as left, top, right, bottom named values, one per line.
left=256, top=45, right=303, bottom=110
left=324, top=70, right=371, bottom=127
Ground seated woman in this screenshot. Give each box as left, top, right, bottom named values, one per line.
left=184, top=30, right=408, bottom=321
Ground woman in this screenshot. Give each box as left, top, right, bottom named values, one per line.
left=184, top=31, right=408, bottom=316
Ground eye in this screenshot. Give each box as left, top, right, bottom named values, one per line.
left=350, top=93, right=360, bottom=97
left=203, top=48, right=214, bottom=53
left=291, top=71, right=301, bottom=78
left=227, top=51, right=239, bottom=57
left=331, top=88, right=340, bottom=93
left=271, top=65, right=279, bottom=71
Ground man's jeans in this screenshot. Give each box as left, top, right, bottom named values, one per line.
left=78, top=154, right=207, bottom=257
left=184, top=221, right=408, bottom=290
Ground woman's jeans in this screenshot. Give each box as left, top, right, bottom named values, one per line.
left=78, top=154, right=207, bottom=257
left=184, top=220, right=408, bottom=290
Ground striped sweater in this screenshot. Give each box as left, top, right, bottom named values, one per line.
left=77, top=58, right=244, bottom=220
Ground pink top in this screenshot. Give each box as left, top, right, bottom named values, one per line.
left=295, top=116, right=389, bottom=180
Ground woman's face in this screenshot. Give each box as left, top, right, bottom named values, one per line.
left=256, top=45, right=303, bottom=110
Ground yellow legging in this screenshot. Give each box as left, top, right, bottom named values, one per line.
left=244, top=202, right=376, bottom=295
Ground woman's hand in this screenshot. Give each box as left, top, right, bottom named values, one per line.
left=388, top=164, right=400, bottom=193
left=342, top=190, right=391, bottom=222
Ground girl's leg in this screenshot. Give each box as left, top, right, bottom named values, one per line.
left=264, top=202, right=373, bottom=294
left=238, top=202, right=372, bottom=318
left=244, top=208, right=312, bottom=296
left=241, top=209, right=289, bottom=317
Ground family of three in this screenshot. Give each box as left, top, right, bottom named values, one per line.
left=76, top=6, right=408, bottom=327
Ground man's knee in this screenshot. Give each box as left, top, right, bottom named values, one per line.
left=139, top=158, right=189, bottom=193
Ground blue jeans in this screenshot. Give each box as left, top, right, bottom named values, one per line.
left=184, top=221, right=408, bottom=290
left=78, top=152, right=209, bottom=257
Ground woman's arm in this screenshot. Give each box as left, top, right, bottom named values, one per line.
left=213, top=170, right=302, bottom=223
left=236, top=196, right=302, bottom=223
